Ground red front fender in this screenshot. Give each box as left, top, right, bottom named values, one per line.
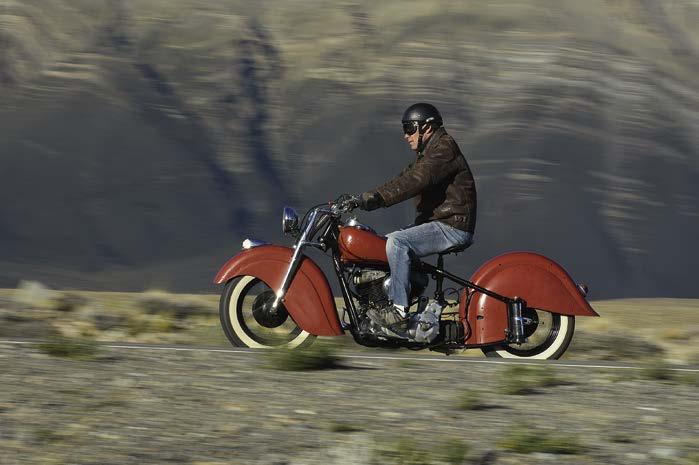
left=461, top=252, right=598, bottom=344
left=214, top=245, right=343, bottom=336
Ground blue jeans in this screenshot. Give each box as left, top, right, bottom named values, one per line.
left=385, top=221, right=473, bottom=307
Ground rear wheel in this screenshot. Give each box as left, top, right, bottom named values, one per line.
left=219, top=276, right=316, bottom=349
left=481, top=309, right=575, bottom=360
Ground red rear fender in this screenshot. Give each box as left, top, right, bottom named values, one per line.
left=461, top=252, right=598, bottom=344
left=214, top=245, right=342, bottom=336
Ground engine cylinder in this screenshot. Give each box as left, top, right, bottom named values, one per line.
left=382, top=271, right=429, bottom=302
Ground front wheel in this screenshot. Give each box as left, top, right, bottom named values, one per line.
left=219, top=275, right=316, bottom=349
left=481, top=310, right=575, bottom=360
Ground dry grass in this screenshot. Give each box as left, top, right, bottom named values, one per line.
left=499, top=365, right=565, bottom=395
left=574, top=299, right=699, bottom=363
left=263, top=342, right=341, bottom=371
left=35, top=336, right=99, bottom=360
left=2, top=289, right=699, bottom=363
left=455, top=389, right=487, bottom=411
left=370, top=436, right=469, bottom=465
left=498, top=423, right=584, bottom=454
left=0, top=288, right=224, bottom=345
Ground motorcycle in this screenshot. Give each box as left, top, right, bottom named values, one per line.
left=214, top=195, right=598, bottom=359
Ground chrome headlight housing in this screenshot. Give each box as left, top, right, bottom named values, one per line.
left=282, top=206, right=299, bottom=235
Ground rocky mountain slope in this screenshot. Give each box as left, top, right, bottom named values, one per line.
left=1, top=0, right=698, bottom=297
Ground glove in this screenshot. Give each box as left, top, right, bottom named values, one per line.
left=359, top=191, right=384, bottom=211
left=335, top=194, right=360, bottom=211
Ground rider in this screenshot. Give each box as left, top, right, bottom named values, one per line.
left=357, top=103, right=477, bottom=330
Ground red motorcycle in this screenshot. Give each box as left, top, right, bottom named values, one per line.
left=214, top=195, right=598, bottom=359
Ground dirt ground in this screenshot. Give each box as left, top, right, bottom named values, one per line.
left=1, top=287, right=698, bottom=464
left=1, top=342, right=698, bottom=465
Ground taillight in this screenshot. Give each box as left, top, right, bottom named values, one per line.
left=577, top=283, right=589, bottom=297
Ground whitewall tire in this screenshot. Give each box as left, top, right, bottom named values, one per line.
left=219, top=276, right=315, bottom=349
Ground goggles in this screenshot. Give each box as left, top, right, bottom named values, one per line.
left=402, top=121, right=420, bottom=135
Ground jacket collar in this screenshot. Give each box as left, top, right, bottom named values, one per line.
left=418, top=126, right=446, bottom=157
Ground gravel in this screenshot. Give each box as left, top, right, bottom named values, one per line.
left=1, top=343, right=698, bottom=465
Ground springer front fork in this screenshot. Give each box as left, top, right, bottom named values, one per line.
left=271, top=210, right=318, bottom=310
left=271, top=243, right=304, bottom=310
left=272, top=209, right=329, bottom=311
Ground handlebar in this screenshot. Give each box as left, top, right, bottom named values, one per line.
left=330, top=194, right=360, bottom=215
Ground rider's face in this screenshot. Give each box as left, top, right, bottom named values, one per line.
left=404, top=124, right=434, bottom=152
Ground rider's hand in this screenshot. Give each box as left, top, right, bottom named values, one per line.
left=335, top=194, right=359, bottom=211
left=359, top=191, right=384, bottom=211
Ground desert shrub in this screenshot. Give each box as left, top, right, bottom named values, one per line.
left=264, top=343, right=340, bottom=371
left=327, top=421, right=364, bottom=433
left=137, top=293, right=214, bottom=320
left=640, top=362, right=675, bottom=381
left=567, top=331, right=664, bottom=361
left=91, top=312, right=128, bottom=331
left=138, top=294, right=175, bottom=314
left=370, top=436, right=431, bottom=465
left=126, top=314, right=177, bottom=335
left=639, top=362, right=699, bottom=385
left=34, top=427, right=65, bottom=444
left=659, top=328, right=692, bottom=341
left=438, top=439, right=470, bottom=465
left=370, top=436, right=469, bottom=465
left=609, top=431, right=635, bottom=443
left=92, top=395, right=129, bottom=410
left=172, top=302, right=215, bottom=319
left=499, top=365, right=563, bottom=395
left=498, top=424, right=584, bottom=454
left=396, top=359, right=422, bottom=369
left=14, top=280, right=53, bottom=308
left=52, top=293, right=87, bottom=312
left=35, top=336, right=99, bottom=360
left=455, top=389, right=485, bottom=411
left=675, top=372, right=699, bottom=386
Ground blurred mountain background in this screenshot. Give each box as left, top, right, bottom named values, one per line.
left=1, top=0, right=697, bottom=298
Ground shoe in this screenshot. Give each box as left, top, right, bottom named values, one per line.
left=367, top=304, right=409, bottom=331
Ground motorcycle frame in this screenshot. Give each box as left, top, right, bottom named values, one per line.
left=273, top=204, right=525, bottom=346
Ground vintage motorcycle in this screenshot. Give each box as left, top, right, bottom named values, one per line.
left=214, top=195, right=598, bottom=359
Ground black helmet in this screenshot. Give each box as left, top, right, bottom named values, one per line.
left=401, top=102, right=443, bottom=127
left=401, top=104, right=443, bottom=152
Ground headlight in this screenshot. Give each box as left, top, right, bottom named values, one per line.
left=282, top=207, right=299, bottom=235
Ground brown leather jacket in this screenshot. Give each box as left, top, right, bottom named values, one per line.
left=373, top=127, right=477, bottom=233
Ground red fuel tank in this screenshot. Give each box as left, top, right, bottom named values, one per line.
left=338, top=226, right=388, bottom=265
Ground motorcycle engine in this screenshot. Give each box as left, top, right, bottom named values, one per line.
left=352, top=269, right=389, bottom=309
left=351, top=267, right=431, bottom=341
left=351, top=268, right=429, bottom=309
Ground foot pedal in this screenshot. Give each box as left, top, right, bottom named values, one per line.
left=340, top=308, right=351, bottom=330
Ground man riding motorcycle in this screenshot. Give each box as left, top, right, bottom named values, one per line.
left=356, top=103, right=477, bottom=331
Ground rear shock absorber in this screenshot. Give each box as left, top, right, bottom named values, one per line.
left=507, top=297, right=526, bottom=344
